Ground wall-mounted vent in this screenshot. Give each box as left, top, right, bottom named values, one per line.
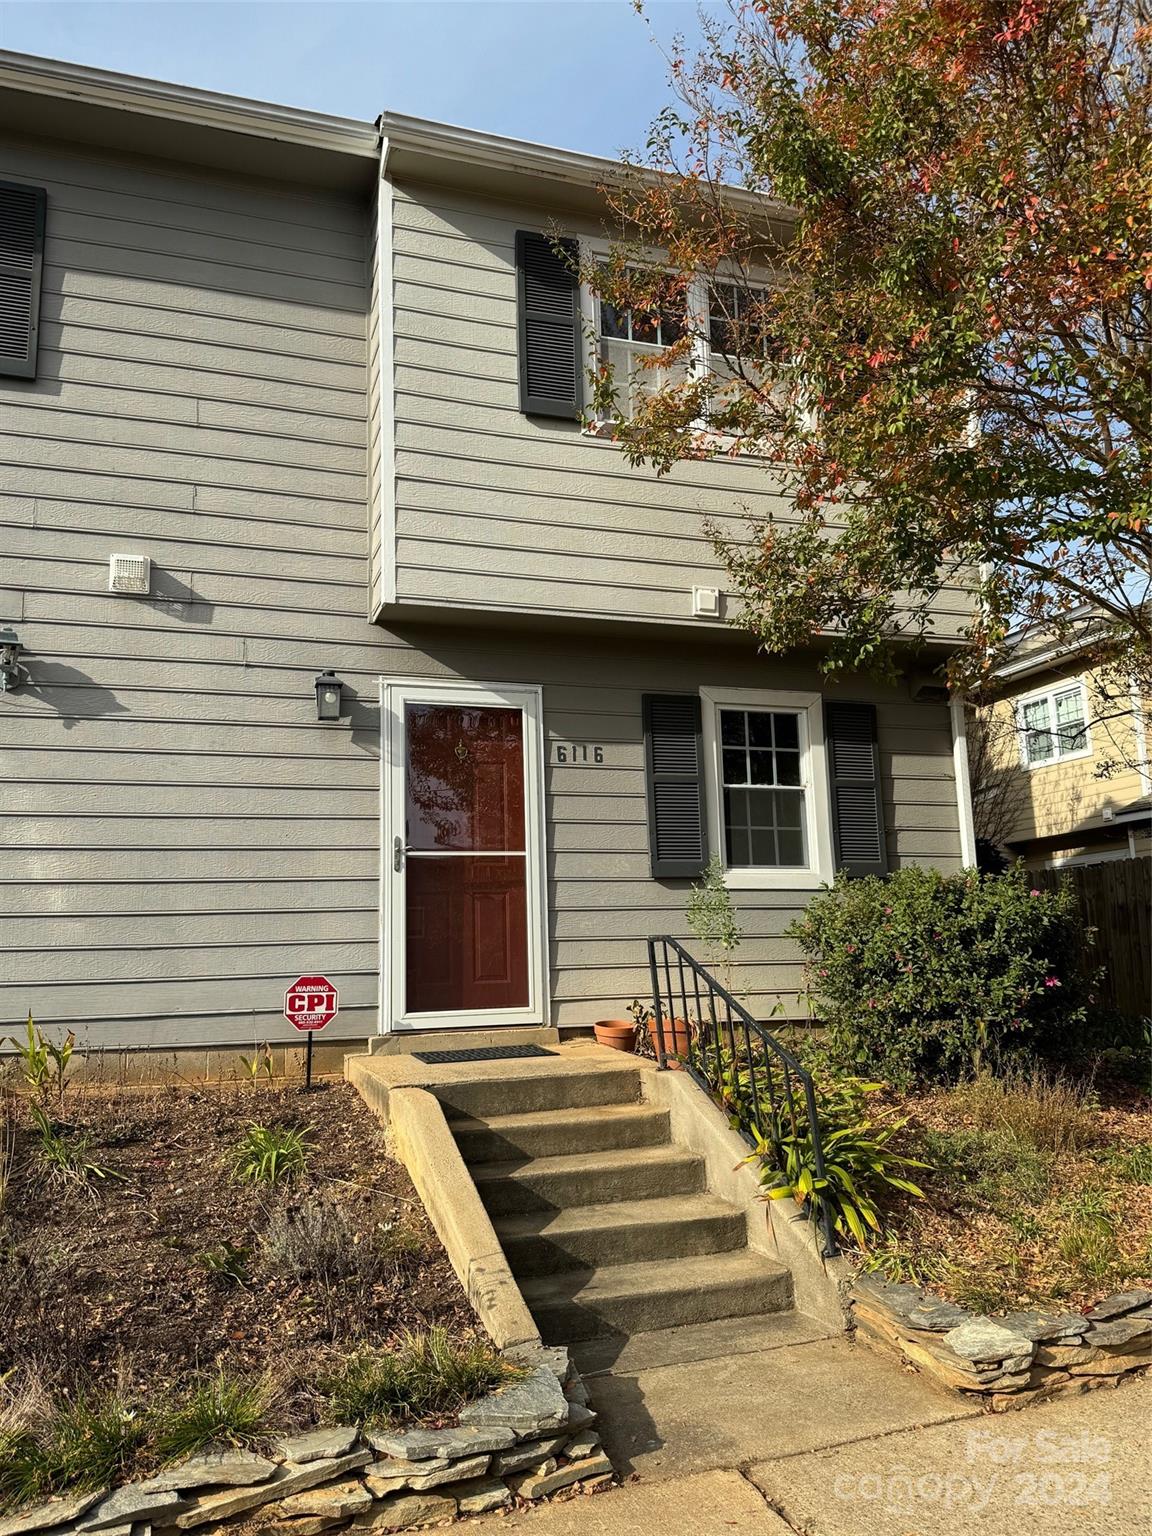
left=109, top=553, right=151, bottom=595
left=691, top=586, right=720, bottom=619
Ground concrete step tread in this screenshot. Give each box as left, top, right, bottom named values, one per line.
left=520, top=1248, right=789, bottom=1308
left=493, top=1192, right=742, bottom=1240
left=453, top=1103, right=669, bottom=1136
left=470, top=1144, right=701, bottom=1183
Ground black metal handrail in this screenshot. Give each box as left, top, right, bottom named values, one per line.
left=646, top=934, right=838, bottom=1258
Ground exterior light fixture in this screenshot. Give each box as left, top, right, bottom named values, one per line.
left=314, top=669, right=345, bottom=721
left=0, top=629, right=26, bottom=693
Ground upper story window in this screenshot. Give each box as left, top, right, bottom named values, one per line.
left=1017, top=683, right=1090, bottom=767
left=598, top=290, right=688, bottom=414
left=708, top=281, right=770, bottom=364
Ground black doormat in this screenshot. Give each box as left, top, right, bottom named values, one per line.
left=412, top=1044, right=559, bottom=1065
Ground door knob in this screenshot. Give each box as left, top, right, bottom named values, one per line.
left=393, top=836, right=405, bottom=872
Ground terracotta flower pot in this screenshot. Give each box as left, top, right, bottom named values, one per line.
left=593, top=1020, right=638, bottom=1052
left=646, top=1016, right=691, bottom=1061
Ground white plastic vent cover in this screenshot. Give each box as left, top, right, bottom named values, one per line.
left=691, top=586, right=720, bottom=619
left=109, top=553, right=151, bottom=595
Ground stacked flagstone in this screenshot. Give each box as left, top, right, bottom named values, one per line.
left=850, top=1277, right=1152, bottom=1409
left=0, top=1352, right=612, bottom=1536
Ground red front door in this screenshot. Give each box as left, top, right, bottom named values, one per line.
left=403, top=703, right=530, bottom=1015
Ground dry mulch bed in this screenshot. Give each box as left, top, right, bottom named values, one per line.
left=0, top=1079, right=474, bottom=1412
left=867, top=1076, right=1152, bottom=1314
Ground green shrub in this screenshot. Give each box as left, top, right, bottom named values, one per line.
left=318, top=1329, right=515, bottom=1427
left=230, top=1124, right=310, bottom=1184
left=789, top=864, right=1094, bottom=1084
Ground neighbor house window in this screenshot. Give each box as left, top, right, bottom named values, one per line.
left=1017, top=684, right=1090, bottom=767
left=599, top=289, right=688, bottom=414
left=700, top=688, right=834, bottom=889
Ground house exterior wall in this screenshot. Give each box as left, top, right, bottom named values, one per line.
left=980, top=662, right=1151, bottom=860
left=0, top=125, right=967, bottom=1055
left=0, top=133, right=375, bottom=1050
left=383, top=178, right=974, bottom=638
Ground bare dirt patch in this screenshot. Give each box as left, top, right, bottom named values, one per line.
left=0, top=1080, right=475, bottom=1414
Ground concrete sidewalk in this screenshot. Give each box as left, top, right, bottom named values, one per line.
left=467, top=1333, right=1148, bottom=1535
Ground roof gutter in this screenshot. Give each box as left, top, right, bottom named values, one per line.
left=376, top=108, right=797, bottom=220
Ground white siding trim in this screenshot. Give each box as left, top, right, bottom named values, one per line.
left=950, top=697, right=978, bottom=868
left=375, top=140, right=398, bottom=612
left=1130, top=679, right=1152, bottom=799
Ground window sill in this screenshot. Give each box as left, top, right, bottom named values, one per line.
left=723, top=866, right=828, bottom=892
left=1020, top=746, right=1094, bottom=772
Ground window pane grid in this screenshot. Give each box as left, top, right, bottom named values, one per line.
left=1020, top=688, right=1089, bottom=765
left=719, top=708, right=807, bottom=869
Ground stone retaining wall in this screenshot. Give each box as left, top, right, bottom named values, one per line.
left=850, top=1277, right=1152, bottom=1410
left=1, top=1352, right=610, bottom=1536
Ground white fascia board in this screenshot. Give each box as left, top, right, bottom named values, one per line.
left=0, top=48, right=379, bottom=158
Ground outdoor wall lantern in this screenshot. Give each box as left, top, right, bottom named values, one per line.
left=314, top=669, right=346, bottom=722
left=0, top=629, right=26, bottom=693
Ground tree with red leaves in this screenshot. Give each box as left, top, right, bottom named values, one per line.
left=589, top=0, right=1151, bottom=693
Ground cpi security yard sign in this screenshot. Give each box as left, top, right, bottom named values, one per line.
left=283, top=975, right=338, bottom=1089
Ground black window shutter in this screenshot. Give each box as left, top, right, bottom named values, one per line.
left=643, top=693, right=708, bottom=878
left=516, top=230, right=581, bottom=418
left=825, top=701, right=888, bottom=877
left=0, top=182, right=47, bottom=381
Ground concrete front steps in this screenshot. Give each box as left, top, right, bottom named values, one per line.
left=444, top=1055, right=794, bottom=1347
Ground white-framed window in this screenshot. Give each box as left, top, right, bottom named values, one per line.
left=596, top=278, right=689, bottom=416
left=1016, top=683, right=1091, bottom=768
left=707, top=280, right=771, bottom=376
left=580, top=242, right=777, bottom=424
left=700, top=687, right=834, bottom=889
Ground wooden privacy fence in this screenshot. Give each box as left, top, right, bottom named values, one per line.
left=1032, top=859, right=1151, bottom=1019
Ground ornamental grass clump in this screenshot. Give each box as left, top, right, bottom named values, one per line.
left=318, top=1329, right=516, bottom=1428
left=790, top=864, right=1095, bottom=1085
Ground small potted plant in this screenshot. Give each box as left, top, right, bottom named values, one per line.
left=628, top=997, right=692, bottom=1063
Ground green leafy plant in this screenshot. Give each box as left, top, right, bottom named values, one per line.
left=790, top=864, right=1096, bottom=1084
left=230, top=1124, right=310, bottom=1184
left=747, top=1075, right=929, bottom=1249
left=27, top=1103, right=122, bottom=1188
left=0, top=1390, right=143, bottom=1508
left=197, top=1241, right=250, bottom=1284
left=1098, top=1142, right=1152, bottom=1186
left=239, top=1044, right=274, bottom=1087
left=9, top=1016, right=76, bottom=1106
left=317, top=1329, right=515, bottom=1428
left=152, top=1371, right=274, bottom=1462
left=686, top=854, right=742, bottom=989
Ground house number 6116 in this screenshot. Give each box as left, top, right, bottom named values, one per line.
left=553, top=744, right=604, bottom=764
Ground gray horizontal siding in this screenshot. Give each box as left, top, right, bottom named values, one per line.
left=388, top=182, right=973, bottom=636
left=0, top=136, right=373, bottom=1050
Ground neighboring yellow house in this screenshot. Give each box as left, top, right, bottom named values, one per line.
left=973, top=628, right=1151, bottom=869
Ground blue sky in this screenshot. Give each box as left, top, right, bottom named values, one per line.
left=0, top=1, right=713, bottom=156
